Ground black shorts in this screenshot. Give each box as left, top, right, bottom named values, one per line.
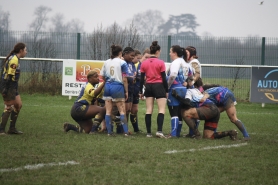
left=133, top=93, right=139, bottom=104
left=144, top=83, right=166, bottom=99
left=196, top=104, right=220, bottom=131
left=71, top=103, right=89, bottom=122
left=1, top=81, right=18, bottom=101
left=125, top=91, right=134, bottom=103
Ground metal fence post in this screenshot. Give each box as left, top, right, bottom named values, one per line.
left=261, top=37, right=265, bottom=65
left=167, top=35, right=171, bottom=63
left=77, top=33, right=81, bottom=59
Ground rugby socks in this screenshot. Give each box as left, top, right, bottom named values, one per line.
left=145, top=114, right=152, bottom=134
left=189, top=120, right=200, bottom=136
left=184, top=117, right=200, bottom=137
left=130, top=113, right=139, bottom=132
left=213, top=131, right=229, bottom=139
left=9, top=110, right=19, bottom=130
left=157, top=113, right=164, bottom=132
left=234, top=120, right=249, bottom=137
left=170, top=117, right=179, bottom=137
left=91, top=118, right=101, bottom=132
left=105, top=115, right=112, bottom=134
left=120, top=114, right=128, bottom=133
left=177, top=121, right=183, bottom=137
left=116, top=124, right=123, bottom=134
left=0, top=110, right=11, bottom=132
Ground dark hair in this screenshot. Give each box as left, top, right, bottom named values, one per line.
left=134, top=49, right=141, bottom=56
left=4, top=42, right=26, bottom=63
left=194, top=77, right=203, bottom=88
left=122, top=47, right=134, bottom=56
left=150, top=41, right=160, bottom=54
left=110, top=45, right=122, bottom=59
left=143, top=48, right=150, bottom=55
left=186, top=46, right=198, bottom=59
left=171, top=45, right=187, bottom=59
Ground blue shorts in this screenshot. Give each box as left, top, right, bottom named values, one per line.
left=103, top=82, right=125, bottom=102
left=168, top=85, right=187, bottom=106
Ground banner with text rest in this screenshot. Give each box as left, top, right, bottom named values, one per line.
left=250, top=66, right=278, bottom=103
left=62, top=60, right=170, bottom=96
left=62, top=60, right=104, bottom=96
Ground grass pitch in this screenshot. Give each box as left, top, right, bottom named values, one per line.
left=0, top=94, right=278, bottom=185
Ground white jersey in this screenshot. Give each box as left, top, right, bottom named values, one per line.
left=167, top=58, right=193, bottom=85
left=100, top=58, right=128, bottom=84
left=185, top=88, right=204, bottom=103
left=189, top=59, right=202, bottom=77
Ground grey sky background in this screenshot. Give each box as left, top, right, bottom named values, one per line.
left=1, top=0, right=277, bottom=37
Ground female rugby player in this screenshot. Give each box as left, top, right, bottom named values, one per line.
left=0, top=43, right=27, bottom=135
left=64, top=70, right=106, bottom=134
left=100, top=45, right=130, bottom=136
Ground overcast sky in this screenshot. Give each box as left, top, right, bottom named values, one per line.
left=1, top=0, right=277, bottom=37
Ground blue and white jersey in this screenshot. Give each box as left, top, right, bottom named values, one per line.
left=167, top=58, right=192, bottom=86
left=185, top=88, right=213, bottom=108
left=205, top=86, right=236, bottom=106
left=100, top=58, right=128, bottom=84
left=126, top=61, right=136, bottom=93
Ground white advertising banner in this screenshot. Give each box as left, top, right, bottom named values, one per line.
left=62, top=60, right=104, bottom=96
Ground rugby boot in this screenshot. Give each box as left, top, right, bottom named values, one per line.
left=7, top=128, right=23, bottom=134
left=63, top=122, right=79, bottom=132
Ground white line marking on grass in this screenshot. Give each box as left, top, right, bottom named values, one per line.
left=164, top=143, right=248, bottom=154
left=0, top=161, right=79, bottom=173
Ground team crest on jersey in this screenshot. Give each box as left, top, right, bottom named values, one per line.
left=10, top=64, right=16, bottom=69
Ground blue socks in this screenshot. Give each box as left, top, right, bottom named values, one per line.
left=177, top=121, right=183, bottom=137
left=189, top=120, right=200, bottom=136
left=105, top=115, right=112, bottom=134
left=171, top=117, right=179, bottom=137
left=235, top=120, right=249, bottom=137
left=120, top=114, right=129, bottom=133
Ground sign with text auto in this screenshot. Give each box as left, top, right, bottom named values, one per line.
left=250, top=66, right=278, bottom=103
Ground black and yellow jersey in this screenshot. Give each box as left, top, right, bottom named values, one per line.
left=2, top=55, right=20, bottom=81
left=76, top=82, right=96, bottom=105
left=95, top=82, right=104, bottom=99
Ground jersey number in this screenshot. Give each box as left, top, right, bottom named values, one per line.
left=110, top=66, right=114, bottom=76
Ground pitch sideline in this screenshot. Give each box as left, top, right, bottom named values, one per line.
left=0, top=160, right=79, bottom=173
left=164, top=143, right=248, bottom=154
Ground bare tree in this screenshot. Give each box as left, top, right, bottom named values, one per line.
left=87, top=22, right=145, bottom=60
left=68, top=18, right=84, bottom=33
left=0, top=7, right=10, bottom=31
left=30, top=6, right=52, bottom=34
left=158, top=14, right=199, bottom=35
left=126, top=10, right=165, bottom=35
left=49, top=13, right=70, bottom=33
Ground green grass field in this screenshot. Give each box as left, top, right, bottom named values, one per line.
left=0, top=94, right=278, bottom=185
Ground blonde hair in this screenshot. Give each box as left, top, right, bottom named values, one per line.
left=87, top=70, right=98, bottom=79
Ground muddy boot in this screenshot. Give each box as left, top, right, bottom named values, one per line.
left=7, top=111, right=23, bottom=134
left=0, top=111, right=11, bottom=134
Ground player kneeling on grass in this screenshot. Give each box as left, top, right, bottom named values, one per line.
left=172, top=77, right=238, bottom=140
left=64, top=70, right=106, bottom=134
